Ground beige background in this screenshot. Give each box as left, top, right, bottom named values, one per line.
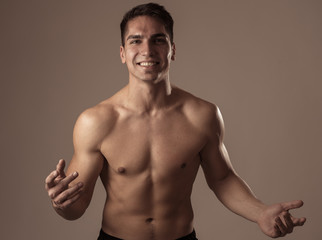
left=1, top=0, right=321, bottom=239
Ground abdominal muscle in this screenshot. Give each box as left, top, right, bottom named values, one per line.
left=99, top=155, right=199, bottom=240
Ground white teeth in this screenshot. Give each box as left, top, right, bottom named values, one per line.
left=139, top=62, right=157, bottom=66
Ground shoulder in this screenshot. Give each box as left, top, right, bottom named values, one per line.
left=173, top=87, right=224, bottom=138
left=78, top=100, right=117, bottom=127
left=73, top=99, right=119, bottom=149
left=76, top=101, right=117, bottom=130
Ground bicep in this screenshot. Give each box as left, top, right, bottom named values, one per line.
left=66, top=111, right=105, bottom=202
left=66, top=150, right=104, bottom=189
left=200, top=106, right=235, bottom=190
left=201, top=139, right=233, bottom=189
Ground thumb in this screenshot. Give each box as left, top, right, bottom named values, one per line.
left=281, top=200, right=304, bottom=211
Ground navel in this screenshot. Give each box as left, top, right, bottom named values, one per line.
left=117, top=167, right=126, bottom=174
left=145, top=217, right=154, bottom=223
left=181, top=163, right=187, bottom=169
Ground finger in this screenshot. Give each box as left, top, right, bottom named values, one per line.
left=291, top=216, right=307, bottom=226
left=282, top=211, right=294, bottom=233
left=48, top=171, right=79, bottom=199
left=281, top=200, right=304, bottom=211
left=273, top=225, right=282, bottom=238
left=275, top=217, right=287, bottom=237
left=56, top=159, right=66, bottom=178
left=54, top=190, right=83, bottom=211
left=64, top=191, right=82, bottom=206
left=60, top=171, right=79, bottom=186
left=45, top=170, right=58, bottom=190
left=53, top=182, right=83, bottom=205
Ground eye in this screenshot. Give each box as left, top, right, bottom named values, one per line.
left=130, top=39, right=141, bottom=44
left=154, top=38, right=167, bottom=44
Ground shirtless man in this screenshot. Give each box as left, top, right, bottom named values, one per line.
left=45, top=3, right=306, bottom=240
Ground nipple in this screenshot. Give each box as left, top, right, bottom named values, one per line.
left=117, top=167, right=126, bottom=174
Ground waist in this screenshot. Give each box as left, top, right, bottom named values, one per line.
left=101, top=212, right=194, bottom=240
left=98, top=229, right=198, bottom=240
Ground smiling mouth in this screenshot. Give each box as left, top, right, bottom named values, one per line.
left=137, top=61, right=160, bottom=66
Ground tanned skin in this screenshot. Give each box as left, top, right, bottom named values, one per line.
left=45, top=16, right=306, bottom=240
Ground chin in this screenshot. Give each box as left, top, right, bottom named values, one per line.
left=140, top=74, right=160, bottom=83
left=133, top=72, right=167, bottom=83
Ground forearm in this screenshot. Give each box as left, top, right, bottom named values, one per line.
left=212, top=170, right=266, bottom=223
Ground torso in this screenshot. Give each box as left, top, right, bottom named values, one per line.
left=95, top=87, right=213, bottom=240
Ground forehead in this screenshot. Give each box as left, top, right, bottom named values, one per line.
left=125, top=16, right=168, bottom=37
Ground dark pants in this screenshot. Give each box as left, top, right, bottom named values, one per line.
left=97, top=229, right=198, bottom=240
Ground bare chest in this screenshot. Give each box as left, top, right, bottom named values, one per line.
left=100, top=112, right=206, bottom=176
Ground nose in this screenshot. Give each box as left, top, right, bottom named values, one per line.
left=140, top=40, right=155, bottom=57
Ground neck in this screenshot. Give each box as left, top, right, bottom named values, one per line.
left=125, top=77, right=172, bottom=114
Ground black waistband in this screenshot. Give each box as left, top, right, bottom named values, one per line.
left=98, top=229, right=122, bottom=240
left=98, top=229, right=197, bottom=240
left=177, top=229, right=197, bottom=240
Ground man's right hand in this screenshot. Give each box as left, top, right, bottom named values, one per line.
left=45, top=159, right=83, bottom=211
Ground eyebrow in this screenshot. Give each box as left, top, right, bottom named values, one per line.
left=127, top=35, right=142, bottom=41
left=151, top=33, right=167, bottom=39
left=126, top=33, right=167, bottom=41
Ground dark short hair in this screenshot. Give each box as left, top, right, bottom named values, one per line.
left=120, top=3, right=174, bottom=46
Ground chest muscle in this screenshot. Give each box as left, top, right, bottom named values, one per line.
left=101, top=112, right=205, bottom=176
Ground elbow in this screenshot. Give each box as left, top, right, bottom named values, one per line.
left=56, top=208, right=86, bottom=221
left=64, top=213, right=84, bottom=221
left=55, top=203, right=88, bottom=221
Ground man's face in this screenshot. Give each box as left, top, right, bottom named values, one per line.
left=120, top=16, right=175, bottom=83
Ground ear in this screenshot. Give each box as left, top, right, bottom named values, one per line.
left=171, top=43, right=176, bottom=61
left=120, top=45, right=126, bottom=64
